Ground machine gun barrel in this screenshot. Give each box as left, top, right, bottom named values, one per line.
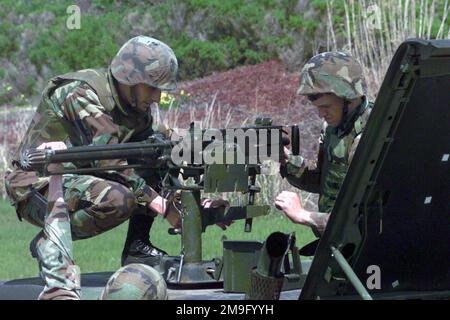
left=20, top=119, right=301, bottom=173
left=20, top=140, right=176, bottom=173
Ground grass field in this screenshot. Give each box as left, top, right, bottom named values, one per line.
left=0, top=199, right=316, bottom=280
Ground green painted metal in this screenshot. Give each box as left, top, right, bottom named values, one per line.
left=181, top=191, right=203, bottom=263
left=330, top=246, right=372, bottom=300
left=222, top=240, right=263, bottom=293
left=204, top=164, right=249, bottom=192
left=200, top=205, right=270, bottom=230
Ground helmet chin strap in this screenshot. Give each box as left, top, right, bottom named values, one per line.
left=337, top=96, right=366, bottom=135
left=339, top=99, right=350, bottom=128
left=130, top=85, right=139, bottom=109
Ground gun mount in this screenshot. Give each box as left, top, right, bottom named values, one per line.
left=20, top=118, right=301, bottom=287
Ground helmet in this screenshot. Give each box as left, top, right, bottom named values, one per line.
left=110, top=36, right=178, bottom=91
left=100, top=263, right=168, bottom=300
left=297, top=51, right=367, bottom=100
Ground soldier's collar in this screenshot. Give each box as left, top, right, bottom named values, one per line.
left=336, top=97, right=368, bottom=138
left=107, top=68, right=129, bottom=117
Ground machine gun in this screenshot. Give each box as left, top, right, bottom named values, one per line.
left=20, top=117, right=300, bottom=286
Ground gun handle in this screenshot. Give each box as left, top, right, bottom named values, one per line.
left=291, top=125, right=300, bottom=156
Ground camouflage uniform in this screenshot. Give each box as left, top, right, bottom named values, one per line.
left=100, top=263, right=168, bottom=300
left=284, top=52, right=371, bottom=235
left=4, top=36, right=177, bottom=299
left=5, top=74, right=158, bottom=226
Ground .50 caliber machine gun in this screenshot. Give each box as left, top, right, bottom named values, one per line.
left=20, top=117, right=300, bottom=286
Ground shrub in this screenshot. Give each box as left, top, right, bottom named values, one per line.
left=29, top=12, right=123, bottom=75
left=173, top=38, right=228, bottom=79
left=0, top=21, right=19, bottom=59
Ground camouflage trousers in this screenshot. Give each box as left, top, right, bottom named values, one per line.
left=32, top=200, right=81, bottom=300
left=5, top=171, right=152, bottom=300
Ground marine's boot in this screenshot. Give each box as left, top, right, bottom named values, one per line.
left=121, top=214, right=168, bottom=267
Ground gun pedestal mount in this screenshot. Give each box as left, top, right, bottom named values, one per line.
left=156, top=118, right=288, bottom=287
left=159, top=162, right=271, bottom=287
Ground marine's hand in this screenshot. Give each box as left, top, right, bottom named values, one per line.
left=149, top=196, right=182, bottom=228
left=280, top=146, right=291, bottom=166
left=165, top=200, right=182, bottom=229
left=201, top=198, right=232, bottom=230
left=37, top=141, right=67, bottom=173
left=275, top=191, right=311, bottom=226
left=36, top=141, right=67, bottom=151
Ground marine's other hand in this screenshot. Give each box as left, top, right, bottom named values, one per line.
left=275, top=191, right=309, bottom=225
left=201, top=198, right=232, bottom=230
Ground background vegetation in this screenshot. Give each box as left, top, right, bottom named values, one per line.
left=0, top=0, right=333, bottom=106
left=1, top=0, right=448, bottom=106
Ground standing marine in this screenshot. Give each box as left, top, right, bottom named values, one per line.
left=276, top=51, right=372, bottom=236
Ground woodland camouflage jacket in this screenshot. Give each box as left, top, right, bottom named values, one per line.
left=6, top=68, right=159, bottom=206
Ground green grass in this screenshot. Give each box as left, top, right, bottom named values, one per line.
left=0, top=199, right=315, bottom=280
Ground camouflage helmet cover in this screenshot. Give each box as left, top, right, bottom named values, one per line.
left=111, top=36, right=178, bottom=91
left=100, top=263, right=168, bottom=300
left=297, top=51, right=367, bottom=100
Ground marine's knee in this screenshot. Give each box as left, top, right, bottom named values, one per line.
left=107, top=184, right=138, bottom=219
left=15, top=193, right=47, bottom=228
left=89, top=180, right=138, bottom=221
left=68, top=178, right=139, bottom=239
